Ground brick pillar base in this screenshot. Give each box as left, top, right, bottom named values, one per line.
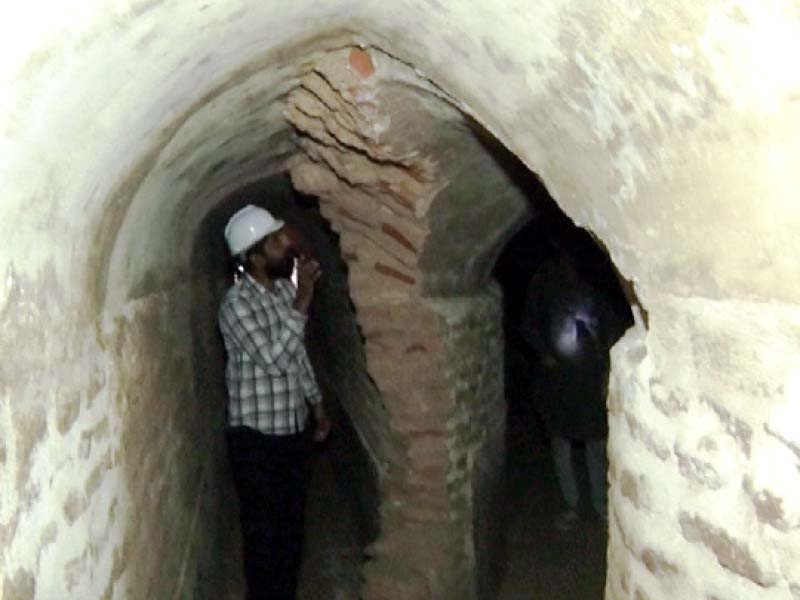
left=358, top=289, right=506, bottom=599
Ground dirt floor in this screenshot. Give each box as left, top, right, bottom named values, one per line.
left=219, top=421, right=607, bottom=599
left=297, top=450, right=363, bottom=600
left=496, top=441, right=607, bottom=599
left=294, top=437, right=607, bottom=599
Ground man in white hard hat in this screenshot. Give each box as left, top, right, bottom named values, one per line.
left=218, top=204, right=331, bottom=600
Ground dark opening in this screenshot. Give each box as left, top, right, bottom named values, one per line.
left=493, top=193, right=634, bottom=598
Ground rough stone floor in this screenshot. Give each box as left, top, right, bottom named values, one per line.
left=221, top=434, right=607, bottom=599
left=297, top=450, right=363, bottom=600
left=496, top=436, right=607, bottom=599
left=295, top=437, right=606, bottom=599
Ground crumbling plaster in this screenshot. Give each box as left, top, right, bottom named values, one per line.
left=1, top=0, right=800, bottom=599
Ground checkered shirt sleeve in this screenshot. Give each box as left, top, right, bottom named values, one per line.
left=218, top=276, right=321, bottom=435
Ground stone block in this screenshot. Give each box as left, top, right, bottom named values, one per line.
left=679, top=511, right=778, bottom=587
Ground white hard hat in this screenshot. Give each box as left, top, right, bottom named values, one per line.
left=224, top=205, right=285, bottom=255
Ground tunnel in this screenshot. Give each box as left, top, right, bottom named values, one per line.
left=495, top=205, right=634, bottom=598
left=2, top=2, right=800, bottom=600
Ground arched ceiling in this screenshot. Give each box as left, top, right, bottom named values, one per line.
left=2, top=0, right=799, bottom=319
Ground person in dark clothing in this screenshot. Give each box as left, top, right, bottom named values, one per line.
left=520, top=249, right=630, bottom=530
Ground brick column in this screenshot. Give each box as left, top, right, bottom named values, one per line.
left=355, top=290, right=505, bottom=600
left=286, top=46, right=509, bottom=598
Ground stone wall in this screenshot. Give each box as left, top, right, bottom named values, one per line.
left=429, top=290, right=507, bottom=599
left=0, top=271, right=229, bottom=598
left=607, top=298, right=800, bottom=599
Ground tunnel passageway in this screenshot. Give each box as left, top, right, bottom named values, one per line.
left=201, top=139, right=627, bottom=599
left=3, top=4, right=800, bottom=599
left=191, top=43, right=547, bottom=593
left=494, top=207, right=634, bottom=599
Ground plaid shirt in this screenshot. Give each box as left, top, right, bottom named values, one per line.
left=218, top=273, right=322, bottom=435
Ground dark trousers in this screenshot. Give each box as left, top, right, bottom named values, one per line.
left=226, top=426, right=312, bottom=600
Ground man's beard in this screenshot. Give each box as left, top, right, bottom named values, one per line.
left=265, top=252, right=296, bottom=280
